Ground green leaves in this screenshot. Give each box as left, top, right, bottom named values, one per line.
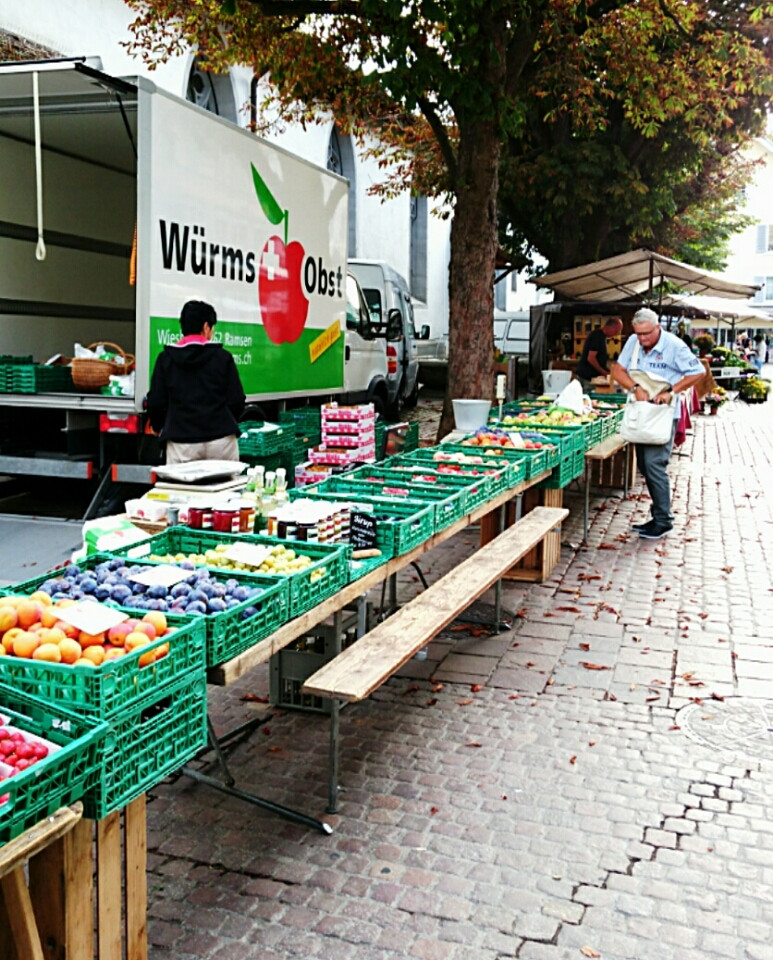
left=251, top=163, right=288, bottom=242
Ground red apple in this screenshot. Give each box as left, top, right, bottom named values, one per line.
left=258, top=237, right=309, bottom=344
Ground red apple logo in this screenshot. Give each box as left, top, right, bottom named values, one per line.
left=258, top=236, right=308, bottom=344
left=252, top=164, right=309, bottom=345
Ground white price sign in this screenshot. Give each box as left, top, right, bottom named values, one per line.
left=55, top=602, right=129, bottom=635
left=128, top=564, right=190, bottom=587
left=223, top=542, right=272, bottom=568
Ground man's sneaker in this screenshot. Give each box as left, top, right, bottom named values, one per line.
left=638, top=521, right=673, bottom=540
left=632, top=519, right=652, bottom=532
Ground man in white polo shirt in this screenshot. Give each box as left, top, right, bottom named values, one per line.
left=612, top=308, right=704, bottom=540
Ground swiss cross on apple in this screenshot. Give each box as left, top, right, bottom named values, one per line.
left=252, top=163, right=342, bottom=345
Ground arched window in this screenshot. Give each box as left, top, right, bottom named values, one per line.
left=327, top=125, right=357, bottom=257
left=186, top=55, right=238, bottom=124
left=410, top=195, right=428, bottom=302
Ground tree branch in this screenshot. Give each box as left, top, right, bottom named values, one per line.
left=234, top=0, right=362, bottom=15
left=417, top=96, right=457, bottom=185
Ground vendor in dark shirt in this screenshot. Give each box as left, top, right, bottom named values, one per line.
left=576, top=317, right=623, bottom=391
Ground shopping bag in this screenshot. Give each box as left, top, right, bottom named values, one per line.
left=620, top=395, right=674, bottom=445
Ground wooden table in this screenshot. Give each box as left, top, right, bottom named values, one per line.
left=0, top=797, right=147, bottom=960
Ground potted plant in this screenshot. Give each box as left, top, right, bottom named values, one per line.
left=739, top=377, right=770, bottom=404
left=694, top=333, right=715, bottom=358
left=704, top=389, right=727, bottom=414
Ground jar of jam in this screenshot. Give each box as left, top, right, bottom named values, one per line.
left=188, top=505, right=212, bottom=529
left=212, top=507, right=239, bottom=533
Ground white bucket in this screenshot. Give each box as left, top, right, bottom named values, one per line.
left=542, top=370, right=572, bottom=397
left=452, top=399, right=491, bottom=432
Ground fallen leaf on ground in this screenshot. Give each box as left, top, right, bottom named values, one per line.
left=267, top=746, right=282, bottom=753
left=588, top=740, right=596, bottom=746
left=262, top=727, right=271, bottom=736
left=598, top=543, right=618, bottom=550
left=579, top=642, right=591, bottom=651
left=580, top=662, right=611, bottom=671
left=569, top=755, right=577, bottom=765
left=403, top=684, right=420, bottom=694
left=581, top=948, right=601, bottom=958
left=426, top=698, right=438, bottom=706
left=508, top=694, right=520, bottom=700
left=471, top=684, right=484, bottom=692
left=432, top=683, right=443, bottom=692
left=669, top=725, right=680, bottom=731
left=458, top=698, right=474, bottom=706
left=430, top=806, right=439, bottom=815
left=721, top=566, right=734, bottom=573
left=556, top=606, right=582, bottom=613
left=711, top=692, right=725, bottom=701
left=466, top=742, right=482, bottom=748
left=240, top=694, right=269, bottom=703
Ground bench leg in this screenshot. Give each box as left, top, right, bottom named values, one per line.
left=326, top=610, right=344, bottom=814
left=584, top=459, right=590, bottom=542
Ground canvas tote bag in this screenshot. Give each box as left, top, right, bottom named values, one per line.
left=620, top=342, right=674, bottom=445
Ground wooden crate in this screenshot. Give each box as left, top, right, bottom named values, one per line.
left=479, top=486, right=564, bottom=582
left=0, top=796, right=147, bottom=960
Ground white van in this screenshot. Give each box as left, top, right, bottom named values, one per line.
left=348, top=260, right=420, bottom=413
left=343, top=273, right=390, bottom=414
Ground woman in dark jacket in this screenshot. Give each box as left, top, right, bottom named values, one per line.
left=147, top=301, right=246, bottom=464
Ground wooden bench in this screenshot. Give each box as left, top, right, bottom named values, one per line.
left=583, top=435, right=631, bottom=540
left=303, top=505, right=568, bottom=810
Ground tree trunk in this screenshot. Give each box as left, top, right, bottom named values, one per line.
left=438, top=121, right=501, bottom=439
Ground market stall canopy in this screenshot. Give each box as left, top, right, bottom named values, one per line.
left=665, top=293, right=773, bottom=328
left=529, top=249, right=760, bottom=303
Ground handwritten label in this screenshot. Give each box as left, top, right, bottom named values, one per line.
left=128, top=564, right=190, bottom=587
left=223, top=542, right=272, bottom=567
left=350, top=512, right=378, bottom=550
left=55, top=602, right=128, bottom=635
left=309, top=320, right=341, bottom=364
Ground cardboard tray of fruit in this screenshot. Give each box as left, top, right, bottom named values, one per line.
left=0, top=585, right=206, bottom=718
left=112, top=528, right=349, bottom=621
left=8, top=555, right=290, bottom=670
left=0, top=686, right=110, bottom=845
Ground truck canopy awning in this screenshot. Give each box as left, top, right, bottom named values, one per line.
left=0, top=60, right=138, bottom=173
left=530, top=249, right=759, bottom=303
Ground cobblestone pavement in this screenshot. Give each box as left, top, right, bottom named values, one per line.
left=147, top=396, right=773, bottom=960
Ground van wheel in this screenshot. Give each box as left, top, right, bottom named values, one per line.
left=403, top=379, right=419, bottom=409
left=371, top=391, right=389, bottom=421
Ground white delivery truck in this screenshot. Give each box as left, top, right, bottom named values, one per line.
left=347, top=259, right=420, bottom=412
left=0, top=60, right=389, bottom=510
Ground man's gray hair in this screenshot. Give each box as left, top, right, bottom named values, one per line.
left=632, top=307, right=660, bottom=328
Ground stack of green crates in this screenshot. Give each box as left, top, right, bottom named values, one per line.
left=0, top=356, right=75, bottom=394
left=0, top=686, right=109, bottom=843
left=0, top=587, right=207, bottom=820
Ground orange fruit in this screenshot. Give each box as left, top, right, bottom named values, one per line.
left=137, top=647, right=157, bottom=667
left=2, top=627, right=24, bottom=653
left=58, top=638, right=82, bottom=665
left=16, top=601, right=43, bottom=630
left=38, top=627, right=66, bottom=646
left=53, top=620, right=79, bottom=640
left=79, top=631, right=106, bottom=648
left=55, top=598, right=76, bottom=608
left=81, top=645, right=106, bottom=666
left=73, top=657, right=97, bottom=667
left=33, top=643, right=62, bottom=663
left=40, top=607, right=61, bottom=629
left=0, top=595, right=21, bottom=608
left=154, top=642, right=170, bottom=660
left=134, top=622, right=157, bottom=641
left=106, top=623, right=132, bottom=647
left=12, top=632, right=40, bottom=658
left=29, top=590, right=52, bottom=607
left=103, top=648, right=126, bottom=661
left=0, top=606, right=18, bottom=634
left=142, top=611, right=167, bottom=635
left=124, top=632, right=150, bottom=653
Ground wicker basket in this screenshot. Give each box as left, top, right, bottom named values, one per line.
left=71, top=341, right=135, bottom=392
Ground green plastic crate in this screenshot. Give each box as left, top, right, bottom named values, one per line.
left=82, top=671, right=207, bottom=819
left=290, top=489, right=434, bottom=556
left=0, top=686, right=110, bottom=845
left=279, top=406, right=322, bottom=433
left=0, top=609, right=205, bottom=720
left=385, top=452, right=513, bottom=497
left=238, top=421, right=291, bottom=458
left=539, top=452, right=578, bottom=489
left=349, top=550, right=390, bottom=581
left=319, top=475, right=468, bottom=530
left=0, top=364, right=74, bottom=394
left=119, top=528, right=347, bottom=620
left=403, top=448, right=528, bottom=490
left=10, top=553, right=290, bottom=670
left=438, top=442, right=550, bottom=481
left=344, top=464, right=494, bottom=512
left=585, top=418, right=603, bottom=448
